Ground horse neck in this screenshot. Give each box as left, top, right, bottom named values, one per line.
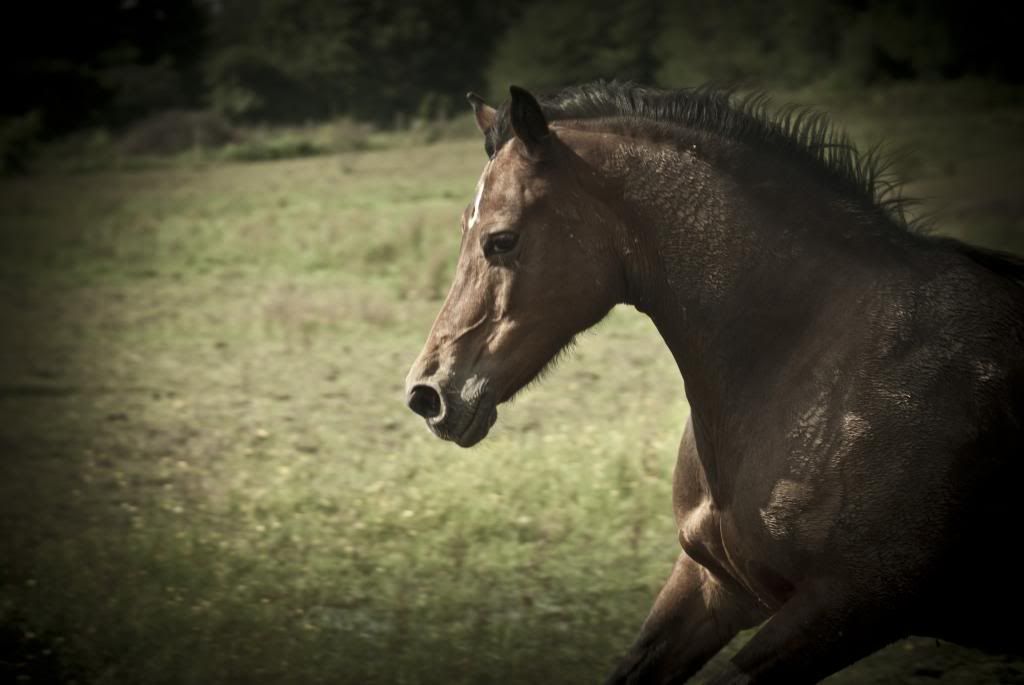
left=595, top=135, right=901, bottom=415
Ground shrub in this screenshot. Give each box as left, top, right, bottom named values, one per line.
left=1, top=112, right=42, bottom=174
left=205, top=46, right=317, bottom=123
left=119, top=111, right=238, bottom=156
left=219, top=137, right=327, bottom=162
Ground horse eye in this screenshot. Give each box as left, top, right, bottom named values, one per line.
left=483, top=231, right=519, bottom=257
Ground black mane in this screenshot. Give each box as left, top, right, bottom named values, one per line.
left=487, top=80, right=919, bottom=232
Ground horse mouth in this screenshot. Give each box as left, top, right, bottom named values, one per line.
left=425, top=394, right=497, bottom=448
left=450, top=400, right=498, bottom=448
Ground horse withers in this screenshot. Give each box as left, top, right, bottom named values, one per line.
left=404, top=82, right=1024, bottom=683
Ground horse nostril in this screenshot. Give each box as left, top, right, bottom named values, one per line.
left=407, top=384, right=442, bottom=420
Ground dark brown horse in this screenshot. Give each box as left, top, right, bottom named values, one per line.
left=404, top=81, right=1024, bottom=683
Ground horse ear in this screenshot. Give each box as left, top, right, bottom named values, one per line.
left=509, top=85, right=549, bottom=151
left=466, top=92, right=496, bottom=134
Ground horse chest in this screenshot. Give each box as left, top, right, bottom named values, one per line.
left=675, top=417, right=842, bottom=608
left=676, top=498, right=796, bottom=611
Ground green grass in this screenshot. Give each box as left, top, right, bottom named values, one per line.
left=1, top=81, right=1023, bottom=684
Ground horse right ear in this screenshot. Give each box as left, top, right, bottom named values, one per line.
left=509, top=85, right=549, bottom=153
left=466, top=92, right=496, bottom=134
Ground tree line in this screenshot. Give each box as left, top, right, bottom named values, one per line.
left=3, top=0, right=1020, bottom=138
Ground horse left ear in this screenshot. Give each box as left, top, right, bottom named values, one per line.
left=466, top=92, right=496, bottom=134
left=509, top=85, right=549, bottom=152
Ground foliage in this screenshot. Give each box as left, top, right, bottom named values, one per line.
left=204, top=46, right=315, bottom=122
left=3, top=1, right=206, bottom=134
left=218, top=119, right=376, bottom=162
left=487, top=0, right=659, bottom=96
left=493, top=1, right=1023, bottom=93
left=653, top=0, right=849, bottom=87
left=204, top=0, right=521, bottom=126
left=0, top=112, right=42, bottom=174
left=119, top=110, right=238, bottom=157
left=5, top=1, right=1022, bottom=141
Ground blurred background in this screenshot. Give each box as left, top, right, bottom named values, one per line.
left=1, top=1, right=1022, bottom=683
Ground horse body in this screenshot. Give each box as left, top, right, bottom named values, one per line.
left=592, top=122, right=1024, bottom=681
left=405, top=82, right=1024, bottom=683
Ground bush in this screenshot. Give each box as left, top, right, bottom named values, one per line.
left=1, top=112, right=42, bottom=174
left=486, top=0, right=657, bottom=97
left=119, top=110, right=238, bottom=156
left=654, top=0, right=848, bottom=88
left=99, top=57, right=187, bottom=125
left=220, top=119, right=374, bottom=162
left=205, top=46, right=317, bottom=122
left=219, top=137, right=327, bottom=162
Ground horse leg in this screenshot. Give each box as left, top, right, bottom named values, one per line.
left=705, top=581, right=902, bottom=684
left=606, top=551, right=761, bottom=684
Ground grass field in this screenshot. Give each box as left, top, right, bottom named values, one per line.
left=2, top=82, right=1023, bottom=684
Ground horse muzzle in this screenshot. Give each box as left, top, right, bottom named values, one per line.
left=405, top=376, right=498, bottom=448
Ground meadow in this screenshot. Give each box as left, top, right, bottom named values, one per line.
left=2, top=82, right=1023, bottom=684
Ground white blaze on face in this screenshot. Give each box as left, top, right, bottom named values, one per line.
left=468, top=162, right=491, bottom=231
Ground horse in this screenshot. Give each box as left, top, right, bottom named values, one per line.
left=404, top=81, right=1024, bottom=683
